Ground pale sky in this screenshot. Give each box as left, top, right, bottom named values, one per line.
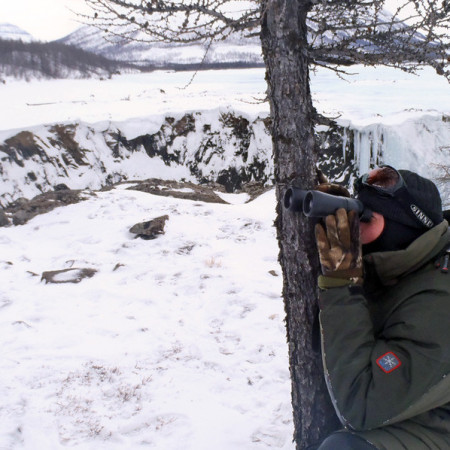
left=0, top=0, right=404, bottom=42
left=0, top=0, right=90, bottom=41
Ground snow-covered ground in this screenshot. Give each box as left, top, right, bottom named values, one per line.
left=1, top=65, right=449, bottom=132
left=1, top=64, right=449, bottom=183
left=0, top=186, right=294, bottom=449
left=0, top=64, right=449, bottom=449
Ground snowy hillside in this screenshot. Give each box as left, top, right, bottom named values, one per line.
left=57, top=8, right=421, bottom=68
left=0, top=23, right=35, bottom=43
left=0, top=39, right=135, bottom=82
left=58, top=26, right=263, bottom=67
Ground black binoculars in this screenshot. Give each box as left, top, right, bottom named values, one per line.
left=284, top=187, right=373, bottom=222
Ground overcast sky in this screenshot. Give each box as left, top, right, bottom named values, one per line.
left=1, top=0, right=403, bottom=42
left=0, top=0, right=89, bottom=41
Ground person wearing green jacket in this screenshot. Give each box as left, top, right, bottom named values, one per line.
left=315, top=166, right=450, bottom=450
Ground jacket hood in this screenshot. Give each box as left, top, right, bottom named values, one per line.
left=364, top=220, right=449, bottom=285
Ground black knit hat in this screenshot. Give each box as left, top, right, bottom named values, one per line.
left=355, top=167, right=443, bottom=230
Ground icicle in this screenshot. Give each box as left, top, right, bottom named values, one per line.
left=354, top=128, right=372, bottom=175
left=371, top=125, right=383, bottom=167
left=342, top=128, right=348, bottom=163
left=354, top=130, right=360, bottom=171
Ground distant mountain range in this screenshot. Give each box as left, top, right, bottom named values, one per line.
left=0, top=23, right=35, bottom=43
left=0, top=24, right=138, bottom=80
left=0, top=22, right=263, bottom=80
left=0, top=13, right=429, bottom=80
left=57, top=26, right=264, bottom=69
left=0, top=38, right=133, bottom=81
left=55, top=8, right=420, bottom=69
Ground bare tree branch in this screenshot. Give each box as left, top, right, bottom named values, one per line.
left=82, top=0, right=450, bottom=79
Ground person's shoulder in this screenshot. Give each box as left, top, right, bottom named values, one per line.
left=408, top=258, right=449, bottom=290
left=391, top=259, right=449, bottom=310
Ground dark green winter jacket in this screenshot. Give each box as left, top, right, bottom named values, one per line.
left=319, top=220, right=450, bottom=450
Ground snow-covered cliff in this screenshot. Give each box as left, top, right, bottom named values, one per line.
left=1, top=109, right=449, bottom=209
left=0, top=66, right=449, bottom=209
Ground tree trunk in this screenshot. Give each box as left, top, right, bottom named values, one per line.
left=260, top=1, right=340, bottom=448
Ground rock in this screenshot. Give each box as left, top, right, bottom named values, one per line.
left=5, top=189, right=95, bottom=225
left=126, top=178, right=228, bottom=204
left=239, top=181, right=273, bottom=201
left=41, top=268, right=97, bottom=284
left=0, top=112, right=275, bottom=208
left=12, top=210, right=30, bottom=226
left=0, top=209, right=10, bottom=227
left=54, top=183, right=70, bottom=191
left=129, top=215, right=169, bottom=240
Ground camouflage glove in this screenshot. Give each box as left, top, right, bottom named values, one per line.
left=315, top=208, right=363, bottom=289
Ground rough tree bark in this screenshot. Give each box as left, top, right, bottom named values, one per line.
left=260, top=1, right=341, bottom=448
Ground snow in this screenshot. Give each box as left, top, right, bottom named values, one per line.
left=1, top=65, right=449, bottom=133
left=1, top=65, right=449, bottom=189
left=59, top=21, right=263, bottom=66
left=50, top=268, right=87, bottom=283
left=0, top=109, right=275, bottom=208
left=0, top=187, right=293, bottom=449
left=216, top=192, right=251, bottom=204
left=350, top=115, right=450, bottom=176
left=310, top=65, right=450, bottom=126
left=0, top=69, right=267, bottom=132
left=0, top=23, right=36, bottom=42
left=0, top=63, right=449, bottom=448
left=1, top=65, right=449, bottom=199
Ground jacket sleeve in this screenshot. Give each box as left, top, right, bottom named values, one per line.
left=319, top=283, right=450, bottom=431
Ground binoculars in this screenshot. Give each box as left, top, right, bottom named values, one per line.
left=284, top=187, right=373, bottom=222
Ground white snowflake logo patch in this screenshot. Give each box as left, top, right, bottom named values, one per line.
left=376, top=352, right=402, bottom=374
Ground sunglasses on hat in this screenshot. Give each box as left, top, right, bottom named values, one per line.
left=354, top=165, right=406, bottom=197
left=355, top=165, right=435, bottom=229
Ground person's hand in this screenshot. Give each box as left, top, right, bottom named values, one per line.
left=315, top=208, right=363, bottom=287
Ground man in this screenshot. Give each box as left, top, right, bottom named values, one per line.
left=314, top=166, right=450, bottom=450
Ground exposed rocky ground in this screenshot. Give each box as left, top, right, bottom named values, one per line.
left=0, top=110, right=358, bottom=210
left=0, top=178, right=272, bottom=227
left=4, top=109, right=448, bottom=228
left=1, top=187, right=95, bottom=226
